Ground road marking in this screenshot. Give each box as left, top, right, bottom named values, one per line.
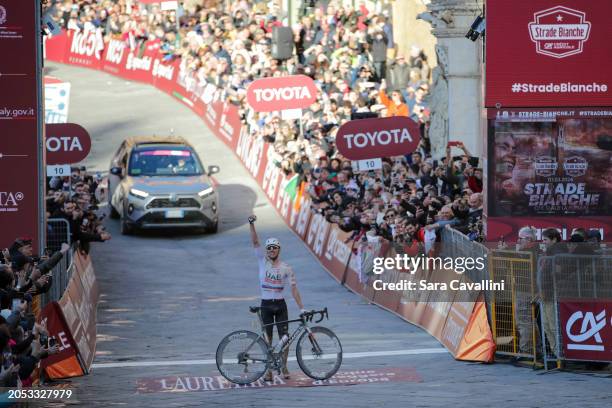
left=92, top=348, right=447, bottom=369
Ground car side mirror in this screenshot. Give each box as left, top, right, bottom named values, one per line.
left=208, top=165, right=220, bottom=176
left=110, top=166, right=123, bottom=178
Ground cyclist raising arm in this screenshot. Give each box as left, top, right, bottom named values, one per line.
left=248, top=215, right=304, bottom=380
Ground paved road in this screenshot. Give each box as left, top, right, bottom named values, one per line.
left=46, top=63, right=611, bottom=408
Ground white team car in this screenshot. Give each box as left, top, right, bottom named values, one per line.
left=108, top=136, right=220, bottom=235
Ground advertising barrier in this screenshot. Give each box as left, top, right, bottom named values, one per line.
left=559, top=299, right=612, bottom=362
left=39, top=250, right=99, bottom=379
left=44, top=31, right=494, bottom=362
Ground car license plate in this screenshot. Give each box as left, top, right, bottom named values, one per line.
left=165, top=210, right=184, bottom=218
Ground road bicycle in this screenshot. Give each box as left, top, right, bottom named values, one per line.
left=216, top=307, right=342, bottom=385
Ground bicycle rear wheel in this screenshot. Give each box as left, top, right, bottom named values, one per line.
left=216, top=330, right=270, bottom=384
left=296, top=326, right=342, bottom=380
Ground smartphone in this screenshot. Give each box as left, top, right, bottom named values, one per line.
left=11, top=299, right=21, bottom=313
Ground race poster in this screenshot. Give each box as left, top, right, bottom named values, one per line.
left=489, top=118, right=611, bottom=217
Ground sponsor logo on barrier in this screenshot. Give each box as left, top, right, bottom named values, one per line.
left=219, top=103, right=235, bottom=141
left=324, top=227, right=351, bottom=264
left=529, top=6, right=591, bottom=58
left=237, top=127, right=264, bottom=177
left=291, top=197, right=311, bottom=235
left=0, top=191, right=24, bottom=211
left=202, top=83, right=220, bottom=104
left=263, top=163, right=281, bottom=201
left=126, top=53, right=152, bottom=71
left=565, top=310, right=606, bottom=351
left=205, top=103, right=217, bottom=125
left=152, top=59, right=174, bottom=80
left=70, top=30, right=102, bottom=59
left=276, top=179, right=291, bottom=217
left=105, top=40, right=125, bottom=64
left=306, top=214, right=329, bottom=256
left=560, top=300, right=612, bottom=361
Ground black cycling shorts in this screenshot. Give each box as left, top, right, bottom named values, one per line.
left=261, top=299, right=289, bottom=343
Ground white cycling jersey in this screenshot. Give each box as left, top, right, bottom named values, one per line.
left=255, top=247, right=296, bottom=300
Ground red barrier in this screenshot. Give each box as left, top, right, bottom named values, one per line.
left=44, top=32, right=69, bottom=63
left=57, top=251, right=100, bottom=375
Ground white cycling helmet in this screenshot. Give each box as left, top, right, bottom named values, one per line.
left=265, top=237, right=281, bottom=249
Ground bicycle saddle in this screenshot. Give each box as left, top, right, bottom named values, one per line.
left=249, top=306, right=261, bottom=313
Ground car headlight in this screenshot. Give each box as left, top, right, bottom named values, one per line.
left=198, top=187, right=214, bottom=198
left=129, top=188, right=149, bottom=199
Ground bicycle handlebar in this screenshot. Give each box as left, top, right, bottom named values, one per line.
left=301, top=307, right=328, bottom=323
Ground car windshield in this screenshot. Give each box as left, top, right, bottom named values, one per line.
left=128, top=146, right=204, bottom=176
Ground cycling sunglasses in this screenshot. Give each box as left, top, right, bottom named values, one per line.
left=266, top=245, right=280, bottom=251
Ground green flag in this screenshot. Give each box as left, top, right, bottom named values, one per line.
left=284, top=174, right=300, bottom=201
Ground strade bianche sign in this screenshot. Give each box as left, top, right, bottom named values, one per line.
left=528, top=6, right=591, bottom=59
left=246, top=75, right=317, bottom=112
left=335, top=116, right=421, bottom=160
left=485, top=0, right=611, bottom=107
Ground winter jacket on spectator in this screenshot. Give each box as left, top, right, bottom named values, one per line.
left=387, top=60, right=410, bottom=91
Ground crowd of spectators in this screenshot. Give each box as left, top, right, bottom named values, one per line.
left=0, top=165, right=110, bottom=387
left=48, top=0, right=485, bottom=246
left=46, top=166, right=112, bottom=253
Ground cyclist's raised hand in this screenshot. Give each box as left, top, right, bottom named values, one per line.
left=248, top=215, right=257, bottom=224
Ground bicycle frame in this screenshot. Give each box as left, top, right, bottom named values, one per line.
left=239, top=312, right=318, bottom=368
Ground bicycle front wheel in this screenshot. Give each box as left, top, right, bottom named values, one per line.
left=296, top=326, right=342, bottom=380
left=216, top=330, right=270, bottom=384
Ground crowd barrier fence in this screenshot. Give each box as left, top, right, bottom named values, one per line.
left=538, top=254, right=612, bottom=370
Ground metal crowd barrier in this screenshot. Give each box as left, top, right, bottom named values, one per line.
left=46, top=218, right=71, bottom=253
left=488, top=250, right=537, bottom=362
left=538, top=254, right=612, bottom=370
left=39, top=219, right=74, bottom=309
left=439, top=226, right=491, bottom=308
